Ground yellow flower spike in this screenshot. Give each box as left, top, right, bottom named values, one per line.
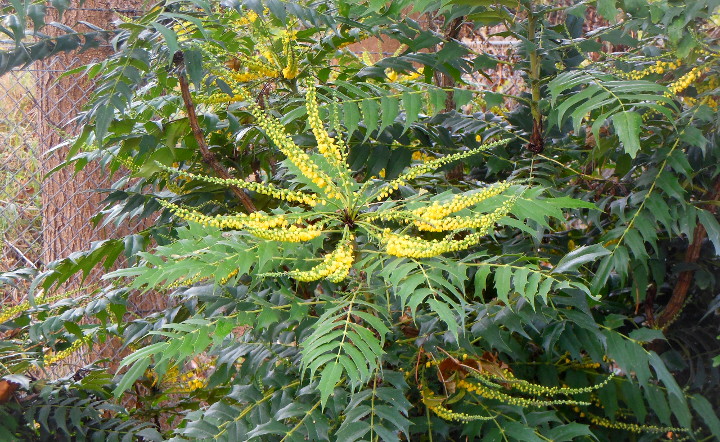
left=157, top=163, right=319, bottom=207
left=44, top=335, right=92, bottom=366
left=158, top=200, right=290, bottom=231
left=0, top=292, right=69, bottom=324
left=385, top=69, right=399, bottom=82
left=412, top=181, right=511, bottom=222
left=374, top=139, right=510, bottom=201
left=457, top=379, right=590, bottom=408
left=230, top=87, right=337, bottom=194
left=305, top=82, right=344, bottom=166
left=265, top=231, right=355, bottom=282
left=381, top=197, right=516, bottom=258
left=246, top=224, right=323, bottom=243
left=587, top=413, right=689, bottom=435
left=429, top=403, right=494, bottom=422
left=282, top=34, right=299, bottom=80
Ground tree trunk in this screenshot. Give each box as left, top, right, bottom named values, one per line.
left=38, top=1, right=144, bottom=267
left=36, top=2, right=147, bottom=378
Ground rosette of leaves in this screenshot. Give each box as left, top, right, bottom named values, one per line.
left=109, top=78, right=553, bottom=403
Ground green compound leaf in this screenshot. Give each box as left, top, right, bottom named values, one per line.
left=612, top=111, right=642, bottom=158
left=691, top=394, right=720, bottom=439
left=317, top=361, right=343, bottom=409
left=553, top=244, right=610, bottom=274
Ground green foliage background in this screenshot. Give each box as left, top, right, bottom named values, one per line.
left=1, top=0, right=720, bottom=441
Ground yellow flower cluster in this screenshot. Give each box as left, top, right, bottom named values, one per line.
left=282, top=32, right=299, bottom=80
left=246, top=223, right=323, bottom=242
left=113, top=155, right=140, bottom=172
left=587, top=413, right=688, bottom=435
left=385, top=67, right=423, bottom=83
left=149, top=364, right=208, bottom=391
left=457, top=379, right=589, bottom=407
left=686, top=73, right=720, bottom=109
left=44, top=336, right=90, bottom=365
left=233, top=9, right=259, bottom=26
left=279, top=233, right=354, bottom=282
left=414, top=210, right=509, bottom=233
left=374, top=139, right=509, bottom=201
left=0, top=292, right=67, bottom=323
left=158, top=164, right=320, bottom=206
left=429, top=403, right=493, bottom=422
left=412, top=181, right=510, bottom=222
left=176, top=370, right=206, bottom=391
left=411, top=151, right=433, bottom=162
left=682, top=95, right=719, bottom=109
left=165, top=272, right=206, bottom=289
left=219, top=268, right=239, bottom=285
left=197, top=88, right=246, bottom=105
left=623, top=59, right=682, bottom=80
left=381, top=198, right=515, bottom=258
left=233, top=88, right=336, bottom=192
left=226, top=69, right=279, bottom=83
left=305, top=83, right=344, bottom=167
left=159, top=200, right=289, bottom=230
left=666, top=65, right=710, bottom=97
left=474, top=368, right=613, bottom=396
left=186, top=378, right=206, bottom=391
left=233, top=53, right=279, bottom=75
left=171, top=21, right=199, bottom=43
left=0, top=303, right=32, bottom=324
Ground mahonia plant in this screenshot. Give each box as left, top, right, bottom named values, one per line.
left=117, top=77, right=527, bottom=404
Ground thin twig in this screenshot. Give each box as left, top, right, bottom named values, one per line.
left=3, top=234, right=37, bottom=268
left=175, top=58, right=256, bottom=213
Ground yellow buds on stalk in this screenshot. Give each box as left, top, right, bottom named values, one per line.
left=428, top=403, right=494, bottom=422
left=587, top=414, right=688, bottom=435
left=232, top=88, right=336, bottom=192
left=268, top=231, right=355, bottom=282
left=44, top=335, right=92, bottom=365
left=381, top=197, right=516, bottom=258
left=246, top=224, right=323, bottom=242
left=457, top=379, right=590, bottom=407
left=623, top=59, right=682, bottom=80
left=158, top=200, right=290, bottom=230
left=231, top=54, right=280, bottom=78
left=384, top=68, right=423, bottom=83
left=0, top=303, right=32, bottom=324
left=471, top=366, right=614, bottom=396
left=374, top=139, right=510, bottom=201
left=226, top=69, right=278, bottom=83
left=412, top=181, right=511, bottom=225
left=305, top=82, right=344, bottom=166
left=282, top=32, right=299, bottom=80
left=0, top=292, right=80, bottom=324
left=157, top=163, right=320, bottom=207
left=414, top=210, right=509, bottom=233
left=666, top=65, right=709, bottom=97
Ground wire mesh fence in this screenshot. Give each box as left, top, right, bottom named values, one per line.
left=0, top=68, right=42, bottom=276
left=0, top=48, right=172, bottom=377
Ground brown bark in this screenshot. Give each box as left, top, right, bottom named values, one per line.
left=38, top=2, right=145, bottom=266
left=176, top=71, right=256, bottom=212
left=432, top=15, right=465, bottom=112
left=656, top=177, right=720, bottom=328
left=35, top=2, right=148, bottom=377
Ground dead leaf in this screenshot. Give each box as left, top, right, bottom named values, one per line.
left=0, top=380, right=19, bottom=403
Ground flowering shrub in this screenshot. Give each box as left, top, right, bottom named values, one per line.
left=1, top=0, right=720, bottom=440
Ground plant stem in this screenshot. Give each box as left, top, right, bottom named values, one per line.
left=526, top=3, right=544, bottom=154
left=175, top=58, right=256, bottom=213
